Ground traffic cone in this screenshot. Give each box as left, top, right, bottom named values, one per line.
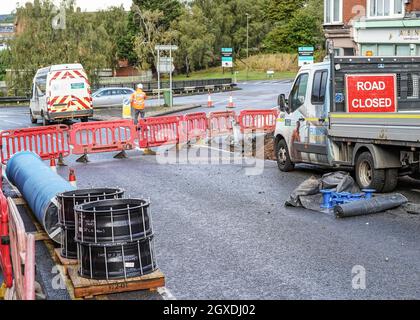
left=50, top=158, right=57, bottom=173
left=68, top=168, right=77, bottom=188
left=227, top=95, right=235, bottom=108
left=207, top=93, right=214, bottom=108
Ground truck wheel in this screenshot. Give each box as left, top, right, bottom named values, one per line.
left=276, top=138, right=294, bottom=172
left=355, top=151, right=385, bottom=192
left=382, top=169, right=398, bottom=193
left=30, top=110, right=37, bottom=124
left=81, top=117, right=88, bottom=123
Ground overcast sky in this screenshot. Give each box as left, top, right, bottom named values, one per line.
left=1, top=0, right=133, bottom=15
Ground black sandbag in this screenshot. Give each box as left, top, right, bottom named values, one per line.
left=334, top=194, right=408, bottom=218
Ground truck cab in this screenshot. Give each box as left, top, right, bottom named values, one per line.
left=275, top=61, right=332, bottom=170
left=275, top=55, right=420, bottom=193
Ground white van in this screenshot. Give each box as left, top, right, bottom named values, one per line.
left=29, top=64, right=93, bottom=125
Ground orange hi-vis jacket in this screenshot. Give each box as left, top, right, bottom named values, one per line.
left=130, top=89, right=147, bottom=110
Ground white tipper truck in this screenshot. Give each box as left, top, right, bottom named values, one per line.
left=274, top=53, right=420, bottom=192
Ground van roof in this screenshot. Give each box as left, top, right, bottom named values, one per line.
left=35, top=64, right=84, bottom=77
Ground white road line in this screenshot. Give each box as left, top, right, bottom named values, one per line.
left=1, top=119, right=26, bottom=126
left=157, top=287, right=177, bottom=300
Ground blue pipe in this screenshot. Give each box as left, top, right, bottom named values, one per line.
left=6, top=151, right=75, bottom=242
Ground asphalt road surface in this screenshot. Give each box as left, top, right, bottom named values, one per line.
left=0, top=80, right=419, bottom=300
left=0, top=80, right=292, bottom=130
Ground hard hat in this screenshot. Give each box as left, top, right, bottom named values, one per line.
left=137, top=84, right=143, bottom=90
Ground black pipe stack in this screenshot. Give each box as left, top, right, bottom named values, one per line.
left=57, top=188, right=124, bottom=259
left=74, top=198, right=157, bottom=280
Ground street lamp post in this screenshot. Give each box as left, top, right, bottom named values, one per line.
left=246, top=13, right=250, bottom=81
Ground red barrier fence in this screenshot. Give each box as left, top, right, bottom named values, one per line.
left=0, top=125, right=70, bottom=164
left=182, top=112, right=208, bottom=143
left=138, top=116, right=182, bottom=148
left=237, top=110, right=278, bottom=133
left=208, top=111, right=236, bottom=138
left=69, top=120, right=137, bottom=155
left=0, top=189, right=12, bottom=288
left=7, top=197, right=35, bottom=300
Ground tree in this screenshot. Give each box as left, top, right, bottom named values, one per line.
left=8, top=0, right=116, bottom=92
left=263, top=0, right=306, bottom=23
left=132, top=6, right=173, bottom=71
left=0, top=50, right=11, bottom=81
left=132, top=0, right=182, bottom=30
left=170, top=5, right=215, bottom=75
left=95, top=6, right=130, bottom=72
left=263, top=0, right=324, bottom=53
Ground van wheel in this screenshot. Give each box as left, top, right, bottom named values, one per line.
left=276, top=138, right=294, bottom=172
left=382, top=169, right=398, bottom=193
left=355, top=151, right=385, bottom=192
left=30, top=110, right=37, bottom=124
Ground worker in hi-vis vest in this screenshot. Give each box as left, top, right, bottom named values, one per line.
left=130, top=83, right=147, bottom=125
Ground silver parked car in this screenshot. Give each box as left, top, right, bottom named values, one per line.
left=92, top=87, right=135, bottom=108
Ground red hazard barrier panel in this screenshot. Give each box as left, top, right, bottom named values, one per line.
left=0, top=125, right=70, bottom=164
left=69, top=120, right=137, bottom=161
left=182, top=112, right=208, bottom=143
left=7, top=197, right=35, bottom=300
left=237, top=110, right=278, bottom=133
left=208, top=111, right=236, bottom=138
left=0, top=184, right=13, bottom=288
left=138, top=116, right=182, bottom=148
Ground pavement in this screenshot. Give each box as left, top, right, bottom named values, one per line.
left=0, top=79, right=419, bottom=300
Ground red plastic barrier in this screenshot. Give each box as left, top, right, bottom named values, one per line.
left=138, top=116, right=182, bottom=148
left=69, top=120, right=137, bottom=155
left=208, top=111, right=236, bottom=138
left=237, top=110, right=278, bottom=133
left=0, top=187, right=12, bottom=288
left=0, top=125, right=70, bottom=164
left=7, top=198, right=35, bottom=300
left=182, top=112, right=208, bottom=143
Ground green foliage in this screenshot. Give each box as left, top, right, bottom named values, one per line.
left=263, top=0, right=324, bottom=53
left=170, top=5, right=215, bottom=75
left=7, top=0, right=129, bottom=92
left=0, top=50, right=11, bottom=81
left=263, top=0, right=305, bottom=23
left=132, top=0, right=182, bottom=30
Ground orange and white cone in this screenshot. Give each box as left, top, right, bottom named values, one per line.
left=50, top=158, right=57, bottom=173
left=69, top=168, right=77, bottom=188
left=227, top=95, right=235, bottom=108
left=207, top=93, right=214, bottom=108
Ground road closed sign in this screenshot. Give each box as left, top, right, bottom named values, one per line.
left=345, top=74, right=398, bottom=113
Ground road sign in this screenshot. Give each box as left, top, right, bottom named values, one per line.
left=158, top=57, right=175, bottom=74
left=298, top=46, right=314, bottom=67
left=221, top=47, right=233, bottom=68
left=155, top=45, right=178, bottom=51
left=345, top=74, right=397, bottom=113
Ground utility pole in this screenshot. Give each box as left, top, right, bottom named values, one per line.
left=246, top=13, right=250, bottom=81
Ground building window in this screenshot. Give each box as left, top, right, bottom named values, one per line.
left=324, top=0, right=342, bottom=24
left=360, top=44, right=414, bottom=57
left=368, top=0, right=404, bottom=18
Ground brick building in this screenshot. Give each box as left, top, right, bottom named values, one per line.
left=324, top=0, right=420, bottom=56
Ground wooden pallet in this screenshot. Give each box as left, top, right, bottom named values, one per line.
left=54, top=248, right=78, bottom=275
left=67, top=266, right=165, bottom=299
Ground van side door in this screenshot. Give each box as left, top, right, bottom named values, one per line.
left=283, top=72, right=310, bottom=163
left=293, top=69, right=330, bottom=165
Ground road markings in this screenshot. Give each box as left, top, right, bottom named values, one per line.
left=1, top=119, right=26, bottom=126
left=157, top=287, right=177, bottom=300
